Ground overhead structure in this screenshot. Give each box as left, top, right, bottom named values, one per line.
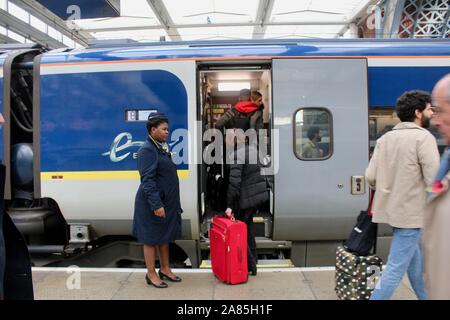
left=145, top=0, right=181, bottom=41
left=252, top=0, right=275, bottom=39
left=396, top=0, right=449, bottom=38
left=0, top=7, right=66, bottom=48
left=0, top=31, right=17, bottom=44
left=0, top=0, right=94, bottom=48
left=0, top=0, right=447, bottom=45
left=8, top=0, right=94, bottom=46
left=73, top=0, right=387, bottom=41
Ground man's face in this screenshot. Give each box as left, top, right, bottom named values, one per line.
left=253, top=96, right=263, bottom=107
left=315, top=131, right=322, bottom=142
left=419, top=103, right=434, bottom=129
left=432, top=93, right=450, bottom=145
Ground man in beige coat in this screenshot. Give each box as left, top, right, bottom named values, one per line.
left=366, top=90, right=440, bottom=300
left=423, top=74, right=450, bottom=300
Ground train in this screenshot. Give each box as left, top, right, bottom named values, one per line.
left=0, top=39, right=449, bottom=267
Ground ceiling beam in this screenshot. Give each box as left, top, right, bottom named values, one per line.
left=253, top=0, right=275, bottom=39
left=82, top=20, right=348, bottom=33
left=335, top=0, right=381, bottom=38
left=8, top=0, right=93, bottom=47
left=0, top=33, right=18, bottom=44
left=0, top=8, right=65, bottom=48
left=146, top=0, right=181, bottom=41
left=381, top=0, right=406, bottom=38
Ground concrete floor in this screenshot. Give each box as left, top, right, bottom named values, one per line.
left=31, top=267, right=417, bottom=300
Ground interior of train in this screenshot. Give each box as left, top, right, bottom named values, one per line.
left=198, top=64, right=274, bottom=240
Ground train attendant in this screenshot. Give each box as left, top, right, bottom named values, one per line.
left=133, top=112, right=182, bottom=288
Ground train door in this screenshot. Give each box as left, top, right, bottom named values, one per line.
left=272, top=58, right=369, bottom=241
left=198, top=64, right=275, bottom=256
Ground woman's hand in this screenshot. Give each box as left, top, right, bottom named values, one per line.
left=154, top=207, right=166, bottom=218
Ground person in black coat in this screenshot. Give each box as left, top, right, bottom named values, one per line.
left=225, top=129, right=269, bottom=276
left=133, top=113, right=182, bottom=288
left=0, top=112, right=33, bottom=300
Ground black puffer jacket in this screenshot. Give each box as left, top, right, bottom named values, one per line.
left=227, top=144, right=269, bottom=211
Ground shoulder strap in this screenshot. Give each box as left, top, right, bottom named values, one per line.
left=368, top=190, right=375, bottom=216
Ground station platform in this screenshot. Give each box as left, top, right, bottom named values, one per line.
left=31, top=267, right=417, bottom=300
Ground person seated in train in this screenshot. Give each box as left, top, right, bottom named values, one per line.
left=132, top=112, right=183, bottom=289
left=302, top=126, right=324, bottom=159
left=216, top=89, right=264, bottom=132
left=224, top=128, right=270, bottom=276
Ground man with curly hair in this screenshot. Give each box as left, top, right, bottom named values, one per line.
left=366, top=90, right=440, bottom=300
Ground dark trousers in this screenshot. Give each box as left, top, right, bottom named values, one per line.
left=235, top=207, right=257, bottom=271
left=0, top=164, right=5, bottom=299
left=0, top=164, right=33, bottom=300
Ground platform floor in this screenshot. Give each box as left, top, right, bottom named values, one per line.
left=32, top=267, right=417, bottom=300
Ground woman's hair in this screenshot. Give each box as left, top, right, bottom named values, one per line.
left=146, top=113, right=168, bottom=134
left=395, top=90, right=431, bottom=122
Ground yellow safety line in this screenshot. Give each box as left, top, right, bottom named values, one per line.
left=41, top=170, right=189, bottom=180
left=200, top=260, right=294, bottom=268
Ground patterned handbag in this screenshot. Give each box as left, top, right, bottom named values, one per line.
left=335, top=246, right=382, bottom=300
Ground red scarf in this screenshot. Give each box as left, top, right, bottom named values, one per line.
left=235, top=101, right=258, bottom=114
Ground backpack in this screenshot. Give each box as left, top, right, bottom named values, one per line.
left=230, top=108, right=262, bottom=131
left=230, top=109, right=251, bottom=131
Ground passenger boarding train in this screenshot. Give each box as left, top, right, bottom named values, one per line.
left=0, top=39, right=449, bottom=267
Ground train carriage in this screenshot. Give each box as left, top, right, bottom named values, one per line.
left=1, top=39, right=449, bottom=267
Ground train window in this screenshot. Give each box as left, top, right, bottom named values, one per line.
left=294, top=108, right=332, bottom=161
left=369, top=108, right=446, bottom=156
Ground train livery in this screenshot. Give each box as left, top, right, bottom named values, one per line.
left=0, top=39, right=449, bottom=267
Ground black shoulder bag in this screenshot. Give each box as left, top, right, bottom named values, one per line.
left=344, top=191, right=378, bottom=256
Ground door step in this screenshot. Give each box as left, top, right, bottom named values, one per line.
left=200, top=237, right=291, bottom=250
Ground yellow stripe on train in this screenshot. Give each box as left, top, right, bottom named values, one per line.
left=41, top=170, right=189, bottom=180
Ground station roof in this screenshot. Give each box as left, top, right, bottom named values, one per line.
left=71, top=0, right=379, bottom=43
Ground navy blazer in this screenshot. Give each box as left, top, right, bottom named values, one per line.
left=133, top=137, right=182, bottom=245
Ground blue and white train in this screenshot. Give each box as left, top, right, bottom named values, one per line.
left=0, top=39, right=449, bottom=267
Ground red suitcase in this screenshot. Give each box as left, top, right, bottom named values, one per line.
left=210, top=216, right=248, bottom=284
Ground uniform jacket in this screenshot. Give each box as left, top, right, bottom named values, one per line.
left=365, top=122, right=440, bottom=228
left=132, top=136, right=182, bottom=245
left=423, top=150, right=450, bottom=299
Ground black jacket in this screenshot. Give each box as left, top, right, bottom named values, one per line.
left=227, top=144, right=269, bottom=211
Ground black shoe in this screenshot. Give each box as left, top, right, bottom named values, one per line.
left=158, top=270, right=182, bottom=282
left=249, top=268, right=257, bottom=276
left=145, top=274, right=168, bottom=288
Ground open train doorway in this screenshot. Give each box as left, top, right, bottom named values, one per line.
left=197, top=63, right=285, bottom=264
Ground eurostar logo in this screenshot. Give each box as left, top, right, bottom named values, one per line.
left=102, top=132, right=178, bottom=162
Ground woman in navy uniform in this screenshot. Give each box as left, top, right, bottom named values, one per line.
left=133, top=113, right=182, bottom=288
